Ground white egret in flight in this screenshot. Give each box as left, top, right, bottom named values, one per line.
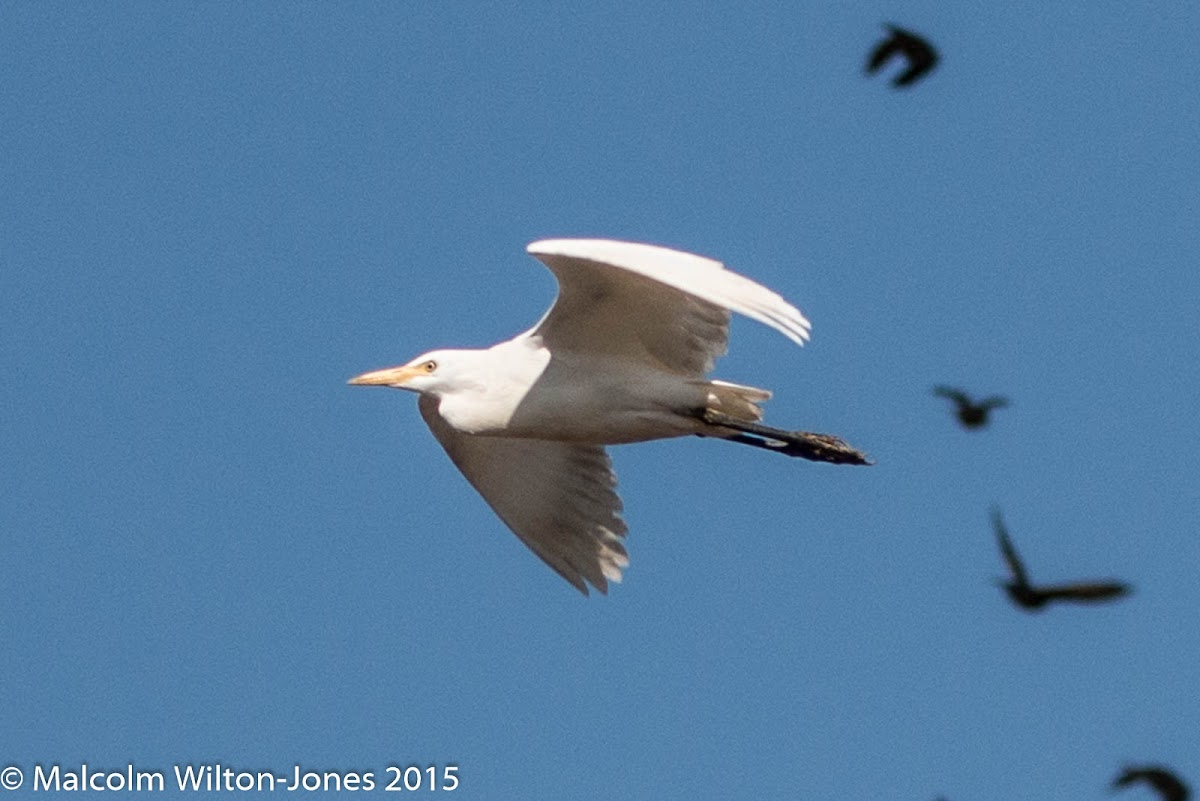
left=350, top=239, right=868, bottom=595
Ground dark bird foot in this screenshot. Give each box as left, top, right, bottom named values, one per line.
left=702, top=410, right=873, bottom=465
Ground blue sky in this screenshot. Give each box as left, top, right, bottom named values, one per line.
left=3, top=3, right=1199, bottom=799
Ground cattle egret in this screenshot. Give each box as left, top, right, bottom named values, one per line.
left=350, top=239, right=868, bottom=595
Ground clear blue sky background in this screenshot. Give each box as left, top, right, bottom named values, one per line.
left=3, top=3, right=1198, bottom=799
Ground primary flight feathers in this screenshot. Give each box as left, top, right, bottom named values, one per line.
left=528, top=239, right=812, bottom=348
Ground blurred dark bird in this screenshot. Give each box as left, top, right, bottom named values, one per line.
left=1114, top=765, right=1190, bottom=801
left=992, top=507, right=1131, bottom=611
left=933, top=386, right=1009, bottom=429
left=866, top=24, right=939, bottom=87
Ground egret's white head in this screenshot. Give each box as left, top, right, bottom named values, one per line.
left=348, top=349, right=484, bottom=396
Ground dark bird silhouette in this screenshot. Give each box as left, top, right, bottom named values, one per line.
left=991, top=507, right=1131, bottom=611
left=933, top=386, right=1009, bottom=429
left=866, top=24, right=939, bottom=87
left=1114, top=765, right=1190, bottom=801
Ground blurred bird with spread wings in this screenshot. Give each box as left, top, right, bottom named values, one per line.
left=866, top=23, right=939, bottom=88
left=933, top=385, right=1010, bottom=429
left=991, top=507, right=1131, bottom=611
left=1114, top=765, right=1190, bottom=801
left=350, top=239, right=869, bottom=595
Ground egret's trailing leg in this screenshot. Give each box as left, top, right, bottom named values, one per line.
left=701, top=410, right=872, bottom=466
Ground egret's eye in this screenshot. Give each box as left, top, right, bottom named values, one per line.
left=423, top=360, right=437, bottom=373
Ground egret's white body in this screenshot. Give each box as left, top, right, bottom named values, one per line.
left=351, top=238, right=818, bottom=595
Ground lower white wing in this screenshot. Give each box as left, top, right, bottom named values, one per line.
left=419, top=395, right=629, bottom=595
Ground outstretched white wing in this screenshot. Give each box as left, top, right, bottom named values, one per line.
left=419, top=395, right=629, bottom=595
left=526, top=239, right=809, bottom=377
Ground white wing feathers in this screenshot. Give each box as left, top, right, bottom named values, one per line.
left=395, top=240, right=808, bottom=594
left=419, top=395, right=629, bottom=595
left=528, top=239, right=811, bottom=354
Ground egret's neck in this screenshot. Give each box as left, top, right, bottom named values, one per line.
left=434, top=337, right=550, bottom=434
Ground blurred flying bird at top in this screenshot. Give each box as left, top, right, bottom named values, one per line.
left=350, top=239, right=870, bottom=595
left=866, top=24, right=939, bottom=87
left=991, top=507, right=1131, bottom=611
left=1114, top=765, right=1190, bottom=801
left=933, top=386, right=1009, bottom=429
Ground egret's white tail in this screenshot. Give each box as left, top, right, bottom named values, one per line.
left=701, top=379, right=771, bottom=422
